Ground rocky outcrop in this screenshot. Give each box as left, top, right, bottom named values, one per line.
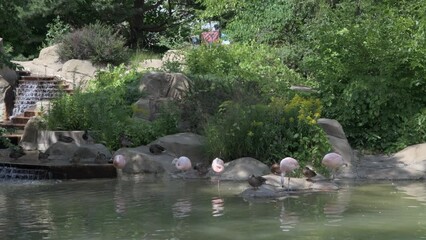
left=134, top=72, right=189, bottom=121
left=216, top=157, right=270, bottom=181
left=45, top=141, right=111, bottom=164
left=317, top=118, right=355, bottom=179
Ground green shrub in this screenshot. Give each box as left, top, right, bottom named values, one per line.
left=204, top=95, right=331, bottom=174
left=44, top=65, right=179, bottom=150
left=43, top=16, right=71, bottom=47
left=185, top=43, right=310, bottom=98
left=57, top=22, right=129, bottom=65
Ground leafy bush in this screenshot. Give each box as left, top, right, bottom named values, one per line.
left=303, top=1, right=426, bottom=152
left=185, top=43, right=310, bottom=98
left=43, top=16, right=71, bottom=47
left=204, top=95, right=331, bottom=173
left=57, top=22, right=129, bottom=65
left=44, top=65, right=179, bottom=150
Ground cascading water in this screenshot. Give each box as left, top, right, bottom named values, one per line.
left=11, top=79, right=62, bottom=118
left=0, top=164, right=51, bottom=181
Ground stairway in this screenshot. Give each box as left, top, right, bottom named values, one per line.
left=1, top=72, right=73, bottom=145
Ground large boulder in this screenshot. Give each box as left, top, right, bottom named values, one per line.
left=45, top=141, right=111, bottom=164
left=61, top=59, right=98, bottom=89
left=215, top=157, right=270, bottom=181
left=154, top=132, right=208, bottom=164
left=0, top=77, right=13, bottom=121
left=134, top=72, right=189, bottom=121
left=113, top=146, right=170, bottom=174
left=20, top=116, right=43, bottom=150
left=317, top=118, right=355, bottom=178
left=37, top=130, right=89, bottom=151
left=355, top=143, right=426, bottom=180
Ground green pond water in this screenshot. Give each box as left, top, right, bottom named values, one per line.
left=0, top=174, right=425, bottom=240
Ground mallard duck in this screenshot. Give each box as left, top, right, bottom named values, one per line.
left=9, top=146, right=26, bottom=160
left=149, top=143, right=165, bottom=155
left=38, top=150, right=49, bottom=161
left=94, top=152, right=107, bottom=163
left=248, top=175, right=267, bottom=190
left=58, top=134, right=74, bottom=143
left=302, top=166, right=317, bottom=181
left=193, top=163, right=209, bottom=176
left=82, top=130, right=90, bottom=142
left=270, top=163, right=281, bottom=175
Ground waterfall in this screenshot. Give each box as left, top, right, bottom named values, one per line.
left=0, top=164, right=51, bottom=181
left=11, top=79, right=62, bottom=118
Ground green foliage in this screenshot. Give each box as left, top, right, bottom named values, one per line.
left=44, top=65, right=180, bottom=150
left=303, top=1, right=426, bottom=152
left=204, top=95, right=331, bottom=172
left=0, top=127, right=12, bottom=149
left=43, top=16, right=72, bottom=47
left=58, top=22, right=129, bottom=65
left=185, top=43, right=309, bottom=98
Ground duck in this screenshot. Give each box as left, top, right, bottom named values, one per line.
left=270, top=163, right=281, bottom=175
left=248, top=175, right=267, bottom=190
left=38, top=150, right=49, bottom=162
left=58, top=134, right=74, bottom=143
left=193, top=163, right=209, bottom=176
left=9, top=146, right=26, bottom=160
left=94, top=152, right=108, bottom=163
left=149, top=143, right=165, bottom=155
left=302, top=166, right=317, bottom=181
left=82, top=130, right=90, bottom=142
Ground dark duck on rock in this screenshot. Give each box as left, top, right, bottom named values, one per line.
left=9, top=145, right=26, bottom=160
left=149, top=143, right=165, bottom=155
left=58, top=134, right=74, bottom=143
left=302, top=166, right=317, bottom=181
left=248, top=175, right=267, bottom=190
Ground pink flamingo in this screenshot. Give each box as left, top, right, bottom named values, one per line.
left=113, top=155, right=127, bottom=169
left=322, top=152, right=348, bottom=180
left=172, top=156, right=192, bottom=172
left=212, top=158, right=225, bottom=174
left=212, top=158, right=225, bottom=190
left=280, top=157, right=300, bottom=189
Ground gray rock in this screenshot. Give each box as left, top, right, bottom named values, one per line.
left=215, top=157, right=270, bottom=181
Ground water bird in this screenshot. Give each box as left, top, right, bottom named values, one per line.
left=113, top=155, right=127, bottom=169
left=280, top=157, right=300, bottom=190
left=248, top=175, right=267, bottom=190
left=38, top=150, right=49, bottom=162
left=212, top=158, right=225, bottom=174
left=120, top=134, right=133, bottom=148
left=82, top=130, right=90, bottom=142
left=94, top=152, right=108, bottom=164
left=271, top=163, right=281, bottom=175
left=322, top=152, right=348, bottom=180
left=172, top=156, right=192, bottom=172
left=193, top=163, right=209, bottom=176
left=58, top=134, right=74, bottom=143
left=9, top=146, right=26, bottom=160
left=149, top=143, right=165, bottom=155
left=302, top=166, right=317, bottom=181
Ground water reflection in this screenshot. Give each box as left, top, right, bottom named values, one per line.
left=211, top=197, right=225, bottom=217
left=397, top=182, right=426, bottom=205
left=172, top=198, right=192, bottom=219
left=279, top=203, right=299, bottom=232
left=323, top=189, right=352, bottom=226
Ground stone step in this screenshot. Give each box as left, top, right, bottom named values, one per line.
left=2, top=134, right=22, bottom=145
left=11, top=116, right=31, bottom=125
left=20, top=75, right=56, bottom=81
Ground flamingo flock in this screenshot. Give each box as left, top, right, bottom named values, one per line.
left=111, top=151, right=348, bottom=191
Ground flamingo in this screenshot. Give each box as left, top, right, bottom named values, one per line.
left=113, top=154, right=127, bottom=169
left=322, top=152, right=348, bottom=180
left=280, top=157, right=300, bottom=190
left=211, top=158, right=225, bottom=191
left=172, top=156, right=192, bottom=172
left=212, top=158, right=225, bottom=174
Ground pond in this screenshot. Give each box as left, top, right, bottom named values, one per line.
left=1, top=174, right=425, bottom=240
